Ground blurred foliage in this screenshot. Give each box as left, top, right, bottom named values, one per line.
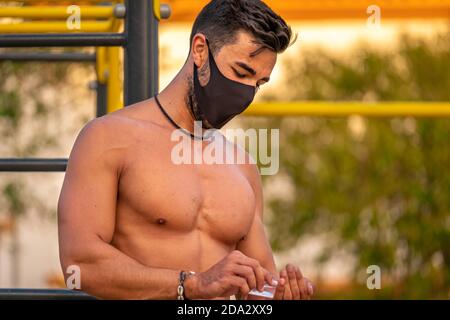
left=252, top=31, right=450, bottom=299
left=0, top=91, right=21, bottom=126
left=2, top=182, right=25, bottom=217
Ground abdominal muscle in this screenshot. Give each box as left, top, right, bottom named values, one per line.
left=111, top=223, right=238, bottom=300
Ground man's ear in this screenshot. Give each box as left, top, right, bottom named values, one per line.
left=191, top=34, right=209, bottom=68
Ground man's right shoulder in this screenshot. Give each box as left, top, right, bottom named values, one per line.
left=72, top=102, right=161, bottom=167
left=70, top=115, right=133, bottom=170
left=78, top=100, right=159, bottom=140
left=77, top=113, right=133, bottom=144
left=79, top=114, right=113, bottom=133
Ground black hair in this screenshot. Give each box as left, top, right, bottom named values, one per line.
left=189, top=0, right=295, bottom=56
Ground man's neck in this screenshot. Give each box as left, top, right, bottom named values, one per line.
left=156, top=69, right=197, bottom=134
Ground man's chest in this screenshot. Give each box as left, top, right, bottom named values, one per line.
left=117, top=142, right=257, bottom=245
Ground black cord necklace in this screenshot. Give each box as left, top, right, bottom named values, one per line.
left=154, top=95, right=211, bottom=141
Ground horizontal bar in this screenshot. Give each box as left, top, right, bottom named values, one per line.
left=0, top=21, right=114, bottom=33
left=9, top=0, right=116, bottom=2
left=0, top=52, right=96, bottom=62
left=0, top=6, right=114, bottom=19
left=0, top=33, right=126, bottom=47
left=165, top=0, right=450, bottom=22
left=0, top=159, right=67, bottom=172
left=16, top=0, right=119, bottom=3
left=245, top=102, right=450, bottom=117
left=0, top=289, right=95, bottom=300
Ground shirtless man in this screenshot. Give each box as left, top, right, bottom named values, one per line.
left=58, top=0, right=314, bottom=300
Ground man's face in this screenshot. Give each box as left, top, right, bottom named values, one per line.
left=212, top=31, right=277, bottom=89
left=188, top=31, right=278, bottom=129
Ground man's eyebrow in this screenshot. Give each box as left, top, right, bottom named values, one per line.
left=235, top=61, right=270, bottom=82
left=235, top=61, right=256, bottom=76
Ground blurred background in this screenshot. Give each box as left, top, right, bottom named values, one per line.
left=0, top=0, right=449, bottom=299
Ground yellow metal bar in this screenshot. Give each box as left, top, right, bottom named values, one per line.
left=16, top=0, right=112, bottom=2
left=0, top=6, right=114, bottom=19
left=19, top=0, right=113, bottom=2
left=0, top=21, right=114, bottom=33
left=153, top=0, right=161, bottom=21
left=93, top=5, right=123, bottom=113
left=244, top=102, right=450, bottom=117
left=107, top=6, right=123, bottom=112
left=96, top=47, right=107, bottom=84
left=106, top=46, right=122, bottom=113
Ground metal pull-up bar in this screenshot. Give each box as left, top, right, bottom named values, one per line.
left=0, top=52, right=96, bottom=62
left=0, top=5, right=126, bottom=19
left=0, top=289, right=95, bottom=300
left=0, top=33, right=127, bottom=47
left=0, top=4, right=127, bottom=33
left=0, top=159, right=68, bottom=172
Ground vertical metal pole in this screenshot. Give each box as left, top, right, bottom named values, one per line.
left=124, top=0, right=159, bottom=106
left=96, top=83, right=107, bottom=117
left=150, top=4, right=159, bottom=97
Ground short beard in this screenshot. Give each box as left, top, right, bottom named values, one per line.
left=186, top=74, right=214, bottom=130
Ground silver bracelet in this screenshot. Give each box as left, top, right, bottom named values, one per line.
left=177, top=271, right=196, bottom=300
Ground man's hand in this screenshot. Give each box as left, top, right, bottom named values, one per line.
left=185, top=250, right=278, bottom=299
left=274, top=264, right=314, bottom=300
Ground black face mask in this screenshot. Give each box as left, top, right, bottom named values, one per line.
left=192, top=41, right=256, bottom=129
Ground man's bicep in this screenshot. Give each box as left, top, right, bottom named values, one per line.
left=237, top=215, right=277, bottom=274
left=58, top=119, right=120, bottom=254
left=237, top=164, right=277, bottom=274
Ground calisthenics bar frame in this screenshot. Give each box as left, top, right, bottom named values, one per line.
left=0, top=289, right=95, bottom=300
left=0, top=33, right=126, bottom=47
left=0, top=5, right=124, bottom=19
left=0, top=1, right=167, bottom=174
left=0, top=159, right=68, bottom=172
left=245, top=102, right=450, bottom=118
left=0, top=52, right=96, bottom=62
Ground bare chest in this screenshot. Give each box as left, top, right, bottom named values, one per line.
left=117, top=137, right=257, bottom=245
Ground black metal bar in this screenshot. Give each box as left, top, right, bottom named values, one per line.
left=124, top=0, right=158, bottom=106
left=0, top=52, right=96, bottom=62
left=0, top=289, right=95, bottom=300
left=0, top=159, right=67, bottom=172
left=149, top=1, right=160, bottom=97
left=96, top=82, right=108, bottom=117
left=0, top=33, right=126, bottom=48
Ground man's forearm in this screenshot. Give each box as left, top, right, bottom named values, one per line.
left=62, top=239, right=189, bottom=300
